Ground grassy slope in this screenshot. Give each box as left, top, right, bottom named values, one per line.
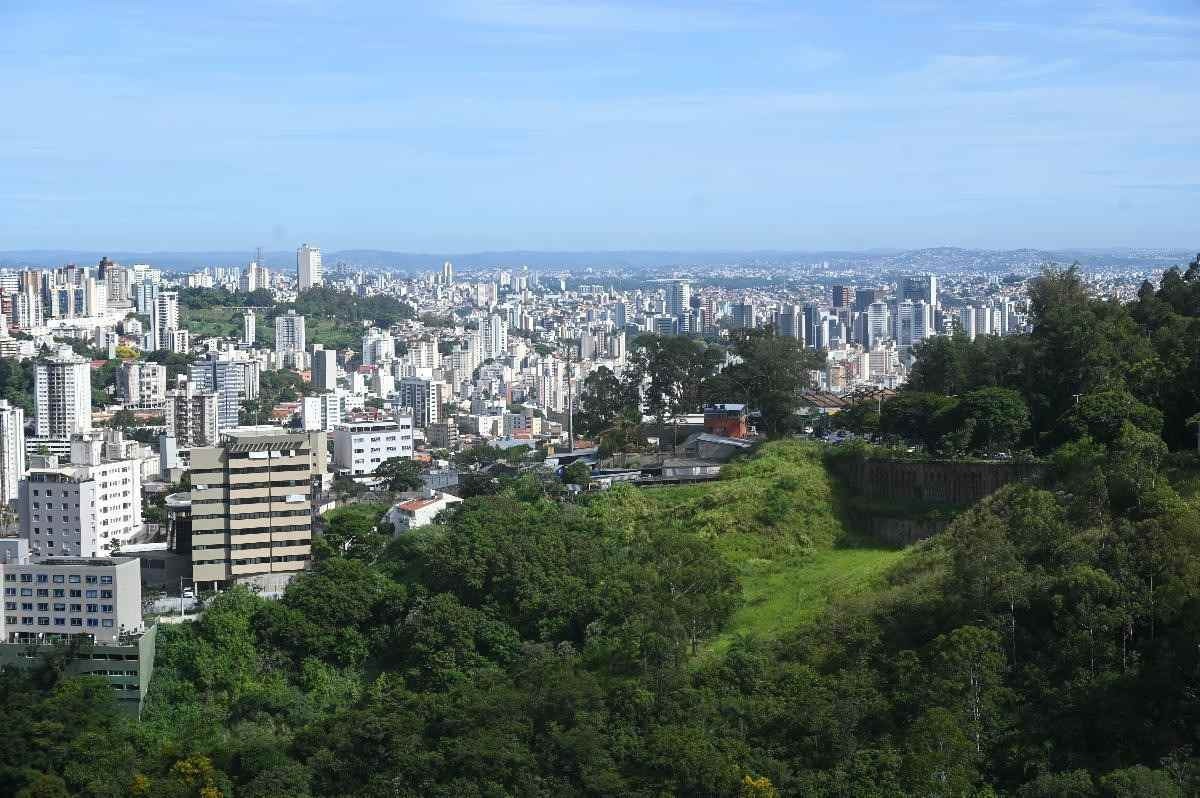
left=617, top=441, right=910, bottom=657
left=181, top=306, right=361, bottom=351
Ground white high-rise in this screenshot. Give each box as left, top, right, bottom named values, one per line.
left=442, top=261, right=454, bottom=285
left=0, top=400, right=26, bottom=503
left=151, top=290, right=180, bottom=352
left=242, top=310, right=256, bottom=346
left=275, top=310, right=306, bottom=367
left=484, top=315, right=507, bottom=360
left=297, top=244, right=323, bottom=290
left=35, top=352, right=92, bottom=440
left=666, top=280, right=691, bottom=317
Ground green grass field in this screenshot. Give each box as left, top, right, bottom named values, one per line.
left=182, top=306, right=362, bottom=351
left=621, top=441, right=914, bottom=657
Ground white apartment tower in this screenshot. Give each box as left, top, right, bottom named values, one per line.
left=0, top=400, right=26, bottom=503
left=242, top=310, right=256, bottom=346
left=275, top=310, right=306, bottom=367
left=151, top=290, right=180, bottom=352
left=35, top=352, right=92, bottom=440
left=484, top=315, right=507, bottom=360
left=297, top=244, right=323, bottom=291
left=666, top=280, right=692, bottom=318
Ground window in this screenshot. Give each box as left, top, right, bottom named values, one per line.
left=86, top=603, right=98, bottom=613
left=37, top=617, right=50, bottom=626
left=19, top=574, right=31, bottom=583
left=70, top=618, right=82, bottom=627
left=36, top=589, right=48, bottom=597
left=100, top=575, right=112, bottom=584
left=101, top=604, right=113, bottom=613
left=85, top=575, right=97, bottom=584
left=3, top=588, right=14, bottom=596
left=69, top=590, right=81, bottom=598
left=85, top=589, right=98, bottom=598
left=21, top=617, right=33, bottom=624
left=52, top=589, right=64, bottom=597
left=68, top=575, right=80, bottom=584
left=53, top=603, right=65, bottom=611
left=100, top=590, right=112, bottom=599
left=52, top=575, right=64, bottom=584
left=20, top=589, right=31, bottom=596
left=70, top=604, right=81, bottom=612
left=86, top=619, right=98, bottom=627
left=35, top=574, right=47, bottom=583
left=54, top=617, right=65, bottom=626
left=20, top=602, right=31, bottom=611
left=36, top=603, right=48, bottom=611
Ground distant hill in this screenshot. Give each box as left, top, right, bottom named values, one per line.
left=0, top=246, right=1191, bottom=273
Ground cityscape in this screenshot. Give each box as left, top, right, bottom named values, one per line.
left=4, top=0, right=1200, bottom=795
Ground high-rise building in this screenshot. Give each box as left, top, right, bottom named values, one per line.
left=189, top=354, right=261, bottom=429
left=297, top=244, right=322, bottom=291
left=803, top=303, right=822, bottom=349
left=731, top=302, right=757, bottom=330
left=666, top=280, right=691, bottom=318
left=442, top=261, right=454, bottom=285
left=866, top=301, right=891, bottom=348
left=483, top=315, right=507, bottom=360
left=362, top=328, right=395, bottom=365
left=274, top=310, right=306, bottom=367
left=900, top=275, right=938, bottom=308
left=242, top=310, right=256, bottom=347
left=397, top=377, right=449, bottom=427
left=151, top=290, right=179, bottom=352
left=832, top=284, right=854, bottom=309
left=0, top=400, right=26, bottom=503
left=854, top=288, right=878, bottom=314
left=301, top=393, right=344, bottom=432
left=164, top=385, right=220, bottom=448
left=311, top=347, right=337, bottom=392
left=188, top=427, right=327, bottom=592
left=775, top=304, right=802, bottom=341
left=35, top=352, right=92, bottom=440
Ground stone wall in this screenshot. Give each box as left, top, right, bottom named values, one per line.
left=834, top=458, right=1044, bottom=506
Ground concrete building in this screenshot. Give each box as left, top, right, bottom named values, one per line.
left=241, top=310, right=256, bottom=347
left=483, top=315, right=507, bottom=360
left=164, top=385, right=221, bottom=448
left=311, top=346, right=337, bottom=391
left=666, top=280, right=691, bottom=318
left=0, top=555, right=155, bottom=714
left=0, top=400, right=26, bottom=503
left=18, top=435, right=144, bottom=557
left=301, top=392, right=343, bottom=432
left=297, top=244, right=322, bottom=291
left=362, top=328, right=395, bottom=365
left=397, top=377, right=449, bottom=428
left=118, top=362, right=167, bottom=409
left=35, top=351, right=92, bottom=440
left=189, top=427, right=327, bottom=592
left=151, top=290, right=180, bottom=352
left=333, top=419, right=413, bottom=477
left=275, top=310, right=306, bottom=368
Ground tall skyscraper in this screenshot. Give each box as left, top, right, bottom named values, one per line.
left=297, top=244, right=322, bottom=291
left=666, top=280, right=691, bottom=318
left=731, top=302, right=756, bottom=330
left=0, top=400, right=26, bottom=503
left=164, top=385, right=221, bottom=448
left=854, top=288, right=878, bottom=314
left=866, top=301, right=891, bottom=348
left=442, top=261, right=454, bottom=285
left=35, top=352, right=92, bottom=440
left=189, top=354, right=261, bottom=429
left=832, top=284, right=854, bottom=309
left=803, top=303, right=822, bottom=349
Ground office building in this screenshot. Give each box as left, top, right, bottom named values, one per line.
left=189, top=427, right=327, bottom=592
left=311, top=346, right=337, bottom=391
left=831, top=284, right=853, bottom=309
left=854, top=288, right=878, bottom=314
left=442, top=260, right=454, bottom=285
left=362, top=328, right=395, bottom=365
left=35, top=352, right=92, bottom=440
left=333, top=419, right=414, bottom=477
left=866, top=301, right=891, bottom=348
left=775, top=304, right=802, bottom=341
left=297, top=244, right=322, bottom=291
left=803, top=303, right=822, bottom=349
left=900, top=275, right=938, bottom=308
left=164, top=385, right=221, bottom=448
left=18, top=434, right=144, bottom=557
left=302, top=392, right=344, bottom=432
left=0, top=555, right=156, bottom=715
left=731, top=302, right=756, bottom=330
left=0, top=400, right=26, bottom=503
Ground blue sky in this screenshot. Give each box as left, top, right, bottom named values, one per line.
left=1, top=0, right=1198, bottom=251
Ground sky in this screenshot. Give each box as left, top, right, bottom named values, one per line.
left=1, top=0, right=1198, bottom=252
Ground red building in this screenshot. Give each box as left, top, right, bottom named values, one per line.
left=703, top=404, right=749, bottom=438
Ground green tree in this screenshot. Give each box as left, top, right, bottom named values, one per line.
left=707, top=329, right=825, bottom=437
left=373, top=457, right=424, bottom=493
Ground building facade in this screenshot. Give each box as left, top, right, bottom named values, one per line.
left=333, top=419, right=413, bottom=477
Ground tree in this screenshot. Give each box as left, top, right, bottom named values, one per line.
left=574, top=366, right=636, bottom=438
left=1051, top=390, right=1162, bottom=448
left=373, top=457, right=423, bottom=493
left=107, top=408, right=139, bottom=429
left=942, top=387, right=1030, bottom=454
left=707, top=329, right=824, bottom=437
left=880, top=392, right=957, bottom=450
left=562, top=461, right=591, bottom=486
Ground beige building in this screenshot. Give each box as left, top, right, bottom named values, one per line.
left=188, top=426, right=327, bottom=592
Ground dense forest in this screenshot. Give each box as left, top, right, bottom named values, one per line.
left=6, top=258, right=1200, bottom=796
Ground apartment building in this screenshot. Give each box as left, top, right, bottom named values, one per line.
left=17, top=434, right=144, bottom=557
left=189, top=353, right=261, bottom=430
left=118, top=361, right=168, bottom=409
left=164, top=385, right=221, bottom=448
left=188, top=426, right=327, bottom=592
left=332, top=418, right=413, bottom=477
left=0, top=555, right=155, bottom=714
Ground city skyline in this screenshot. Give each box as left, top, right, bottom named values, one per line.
left=3, top=1, right=1198, bottom=251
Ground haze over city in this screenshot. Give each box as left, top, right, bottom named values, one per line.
left=3, top=0, right=1199, bottom=251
